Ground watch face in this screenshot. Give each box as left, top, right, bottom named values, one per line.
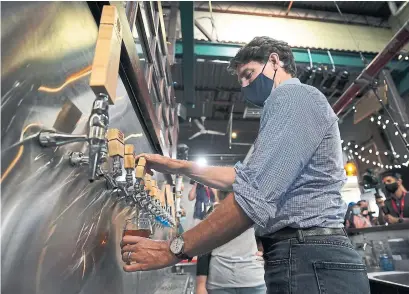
left=170, top=237, right=184, bottom=254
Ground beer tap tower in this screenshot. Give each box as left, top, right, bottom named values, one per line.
left=35, top=5, right=175, bottom=228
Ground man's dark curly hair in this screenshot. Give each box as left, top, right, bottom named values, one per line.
left=227, top=36, right=297, bottom=77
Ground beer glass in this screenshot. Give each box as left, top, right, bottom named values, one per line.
left=123, top=212, right=152, bottom=238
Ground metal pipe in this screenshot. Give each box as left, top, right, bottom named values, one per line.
left=286, top=1, right=294, bottom=15
left=188, top=3, right=389, bottom=27
left=327, top=50, right=335, bottom=71
left=388, top=1, right=398, bottom=15
left=231, top=142, right=253, bottom=146
left=395, top=1, right=409, bottom=16
left=228, top=104, right=234, bottom=149
left=194, top=19, right=216, bottom=42
left=307, top=48, right=313, bottom=68
left=332, top=18, right=409, bottom=115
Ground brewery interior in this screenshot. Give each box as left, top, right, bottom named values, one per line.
left=1, top=1, right=409, bottom=293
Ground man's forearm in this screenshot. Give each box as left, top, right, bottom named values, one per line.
left=173, top=159, right=236, bottom=190
left=182, top=193, right=253, bottom=257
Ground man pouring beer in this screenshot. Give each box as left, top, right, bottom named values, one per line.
left=121, top=36, right=370, bottom=293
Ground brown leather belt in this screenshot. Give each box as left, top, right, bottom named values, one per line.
left=260, top=227, right=347, bottom=248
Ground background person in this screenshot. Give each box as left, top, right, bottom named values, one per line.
left=196, top=191, right=265, bottom=294
left=346, top=204, right=372, bottom=229
left=189, top=180, right=218, bottom=226
left=380, top=171, right=409, bottom=224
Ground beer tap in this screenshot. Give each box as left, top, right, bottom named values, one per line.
left=148, top=179, right=161, bottom=216
left=37, top=5, right=123, bottom=183
left=107, top=128, right=124, bottom=178
left=133, top=157, right=148, bottom=209
left=175, top=175, right=183, bottom=218
left=124, top=144, right=134, bottom=188
left=88, top=95, right=109, bottom=182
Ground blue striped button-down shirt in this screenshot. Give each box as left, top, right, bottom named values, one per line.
left=233, top=78, right=347, bottom=236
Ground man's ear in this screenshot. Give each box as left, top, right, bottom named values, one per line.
left=268, top=53, right=281, bottom=68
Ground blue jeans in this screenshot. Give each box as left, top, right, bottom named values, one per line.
left=208, top=284, right=266, bottom=294
left=262, top=235, right=370, bottom=294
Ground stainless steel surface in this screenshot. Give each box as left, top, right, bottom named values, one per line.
left=371, top=273, right=409, bottom=288
left=1, top=2, right=175, bottom=293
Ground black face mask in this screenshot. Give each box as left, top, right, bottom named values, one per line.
left=385, top=182, right=399, bottom=194
left=241, top=62, right=277, bottom=108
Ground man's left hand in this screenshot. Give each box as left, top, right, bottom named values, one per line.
left=384, top=214, right=399, bottom=224
left=121, top=236, right=179, bottom=272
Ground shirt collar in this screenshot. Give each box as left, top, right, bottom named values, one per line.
left=277, top=78, right=301, bottom=88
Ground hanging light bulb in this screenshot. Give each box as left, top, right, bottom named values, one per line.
left=377, top=121, right=381, bottom=125
left=354, top=152, right=358, bottom=155
left=354, top=145, right=358, bottom=149
left=341, top=140, right=344, bottom=144
left=404, top=133, right=407, bottom=138
left=358, top=155, right=362, bottom=159
left=373, top=161, right=376, bottom=165
left=377, top=163, right=381, bottom=167
left=398, top=165, right=402, bottom=168
left=347, top=142, right=351, bottom=146
left=393, top=152, right=397, bottom=155
left=361, top=147, right=365, bottom=151
left=366, top=160, right=370, bottom=164
left=396, top=154, right=400, bottom=158
left=349, top=150, right=353, bottom=153
left=406, top=124, right=409, bottom=128
left=375, top=151, right=379, bottom=155
left=381, top=164, right=384, bottom=168
left=384, top=151, right=388, bottom=155
left=383, top=125, right=386, bottom=129
left=343, top=147, right=347, bottom=151
left=369, top=149, right=373, bottom=153
left=378, top=116, right=381, bottom=120
left=394, top=122, right=398, bottom=126
left=370, top=117, right=374, bottom=122
left=405, top=155, right=408, bottom=159
left=362, top=158, right=365, bottom=162
left=395, top=131, right=399, bottom=136
left=385, top=120, right=389, bottom=124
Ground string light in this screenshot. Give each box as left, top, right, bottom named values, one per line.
left=371, top=115, right=409, bottom=139
left=341, top=140, right=408, bottom=170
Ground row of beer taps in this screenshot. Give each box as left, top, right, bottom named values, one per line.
left=38, top=95, right=175, bottom=228
left=36, top=5, right=178, bottom=229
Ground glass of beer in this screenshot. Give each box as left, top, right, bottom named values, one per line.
left=123, top=212, right=152, bottom=238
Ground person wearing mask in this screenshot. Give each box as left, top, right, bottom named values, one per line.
left=196, top=191, right=266, bottom=294
left=188, top=180, right=218, bottom=226
left=357, top=200, right=373, bottom=224
left=381, top=171, right=409, bottom=224
left=344, top=202, right=356, bottom=226
left=375, top=194, right=386, bottom=225
left=346, top=204, right=372, bottom=229
left=121, top=36, right=370, bottom=294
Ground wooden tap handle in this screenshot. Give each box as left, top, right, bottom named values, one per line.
left=145, top=179, right=152, bottom=190
left=137, top=156, right=147, bottom=167
left=124, top=144, right=134, bottom=169
left=107, top=128, right=124, bottom=157
left=89, top=5, right=122, bottom=105
left=134, top=156, right=147, bottom=179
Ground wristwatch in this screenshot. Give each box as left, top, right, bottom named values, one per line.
left=169, top=236, right=192, bottom=261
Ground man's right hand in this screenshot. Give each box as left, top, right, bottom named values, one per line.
left=135, top=153, right=185, bottom=175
